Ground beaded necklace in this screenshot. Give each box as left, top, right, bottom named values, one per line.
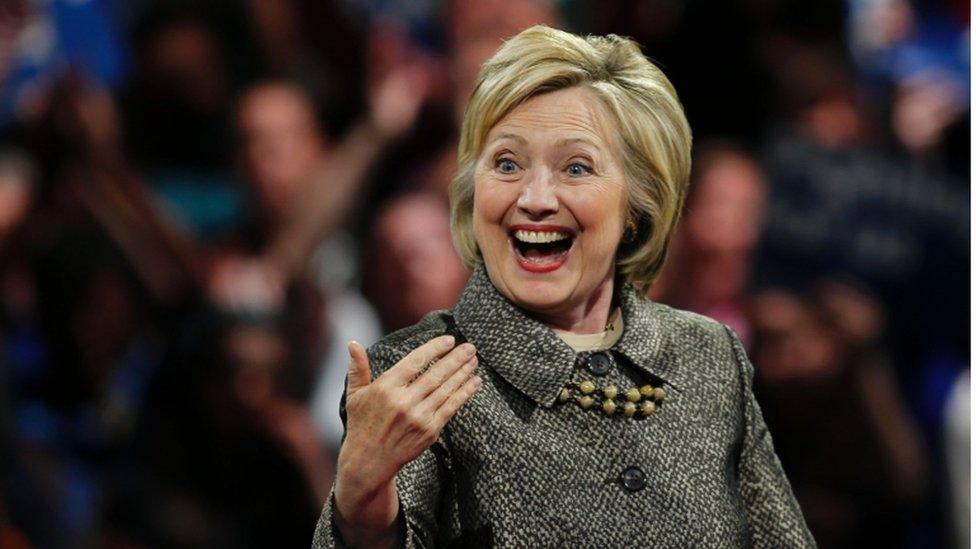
left=558, top=378, right=667, bottom=418
left=552, top=308, right=667, bottom=419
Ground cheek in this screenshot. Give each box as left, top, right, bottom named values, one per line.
left=573, top=185, right=628, bottom=248
left=472, top=180, right=516, bottom=234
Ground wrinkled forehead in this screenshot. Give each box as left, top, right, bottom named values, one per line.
left=483, top=86, right=622, bottom=158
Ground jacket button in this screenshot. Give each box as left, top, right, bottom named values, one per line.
left=587, top=352, right=612, bottom=376
left=620, top=466, right=647, bottom=492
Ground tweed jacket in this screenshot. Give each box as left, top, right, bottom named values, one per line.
left=313, top=266, right=815, bottom=548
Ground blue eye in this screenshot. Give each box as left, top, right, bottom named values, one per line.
left=567, top=162, right=592, bottom=176
left=496, top=158, right=518, bottom=174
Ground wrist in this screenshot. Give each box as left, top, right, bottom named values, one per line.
left=334, top=471, right=400, bottom=546
left=335, top=452, right=396, bottom=511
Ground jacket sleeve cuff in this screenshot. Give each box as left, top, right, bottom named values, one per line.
left=313, top=483, right=415, bottom=549
left=312, top=484, right=341, bottom=548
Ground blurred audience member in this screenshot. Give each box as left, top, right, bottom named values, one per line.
left=140, top=317, right=328, bottom=547
left=123, top=8, right=244, bottom=242
left=231, top=78, right=386, bottom=454
left=651, top=141, right=767, bottom=347
left=847, top=0, right=969, bottom=174
left=7, top=74, right=199, bottom=545
left=445, top=0, right=559, bottom=123
left=758, top=45, right=968, bottom=376
left=363, top=192, right=469, bottom=333
left=0, top=0, right=129, bottom=130
left=238, top=82, right=328, bottom=226
left=201, top=47, right=428, bottom=462
left=750, top=281, right=929, bottom=548
left=207, top=54, right=428, bottom=333
left=654, top=136, right=934, bottom=547
left=243, top=0, right=370, bottom=134
left=0, top=147, right=59, bottom=548
left=406, top=0, right=561, bottom=198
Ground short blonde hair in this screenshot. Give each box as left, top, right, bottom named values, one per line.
left=449, top=25, right=692, bottom=293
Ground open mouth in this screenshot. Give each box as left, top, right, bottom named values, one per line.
left=509, top=225, right=575, bottom=273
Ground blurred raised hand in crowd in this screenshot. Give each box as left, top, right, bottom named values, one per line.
left=0, top=0, right=967, bottom=547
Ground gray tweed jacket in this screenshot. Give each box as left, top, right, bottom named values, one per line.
left=313, top=266, right=816, bottom=548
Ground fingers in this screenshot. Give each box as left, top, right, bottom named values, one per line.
left=383, top=335, right=456, bottom=386
left=346, top=341, right=372, bottom=392
left=418, top=353, right=478, bottom=413
left=409, top=343, right=477, bottom=398
left=432, top=375, right=482, bottom=428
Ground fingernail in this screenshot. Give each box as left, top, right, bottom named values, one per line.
left=442, top=335, right=455, bottom=349
left=462, top=343, right=476, bottom=356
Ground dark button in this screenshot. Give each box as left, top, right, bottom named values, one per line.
left=587, top=352, right=612, bottom=376
left=620, top=466, right=647, bottom=492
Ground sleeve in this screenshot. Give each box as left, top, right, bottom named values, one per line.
left=723, top=325, right=817, bottom=548
left=312, top=344, right=455, bottom=549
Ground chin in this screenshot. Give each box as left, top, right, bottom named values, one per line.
left=507, top=277, right=575, bottom=313
left=488, top=258, right=580, bottom=316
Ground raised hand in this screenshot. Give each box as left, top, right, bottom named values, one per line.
left=365, top=23, right=431, bottom=141
left=334, top=336, right=481, bottom=544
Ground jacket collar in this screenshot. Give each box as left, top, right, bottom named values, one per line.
left=453, top=265, right=677, bottom=408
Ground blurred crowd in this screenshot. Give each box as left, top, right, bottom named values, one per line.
left=0, top=0, right=968, bottom=547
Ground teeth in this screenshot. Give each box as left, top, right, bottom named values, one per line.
left=513, top=230, right=570, bottom=243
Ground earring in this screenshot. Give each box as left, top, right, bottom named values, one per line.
left=623, top=217, right=638, bottom=242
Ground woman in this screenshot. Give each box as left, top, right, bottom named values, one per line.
left=315, top=25, right=815, bottom=547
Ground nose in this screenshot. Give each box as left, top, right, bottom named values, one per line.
left=516, top=169, right=559, bottom=219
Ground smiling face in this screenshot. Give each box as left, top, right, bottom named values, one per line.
left=472, top=86, right=629, bottom=331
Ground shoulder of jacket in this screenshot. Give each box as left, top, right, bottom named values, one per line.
left=365, top=309, right=453, bottom=373
left=649, top=303, right=743, bottom=369
left=651, top=302, right=731, bottom=342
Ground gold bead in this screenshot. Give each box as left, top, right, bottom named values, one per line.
left=558, top=388, right=570, bottom=402
left=579, top=380, right=596, bottom=395
left=652, top=387, right=667, bottom=401
left=640, top=384, right=654, bottom=398
left=641, top=400, right=656, bottom=416
left=603, top=385, right=618, bottom=400
left=602, top=399, right=617, bottom=415
left=623, top=401, right=637, bottom=417
left=625, top=388, right=641, bottom=403
left=579, top=396, right=595, bottom=409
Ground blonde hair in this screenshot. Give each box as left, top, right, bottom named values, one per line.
left=449, top=25, right=692, bottom=293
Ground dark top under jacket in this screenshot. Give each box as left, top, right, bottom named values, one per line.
left=313, top=266, right=816, bottom=548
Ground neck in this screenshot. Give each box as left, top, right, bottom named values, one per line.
left=535, top=271, right=616, bottom=334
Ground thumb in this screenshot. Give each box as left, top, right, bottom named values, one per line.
left=346, top=341, right=372, bottom=392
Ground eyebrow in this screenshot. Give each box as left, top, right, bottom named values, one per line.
left=487, top=134, right=602, bottom=150
left=487, top=132, right=528, bottom=145
left=555, top=137, right=600, bottom=148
